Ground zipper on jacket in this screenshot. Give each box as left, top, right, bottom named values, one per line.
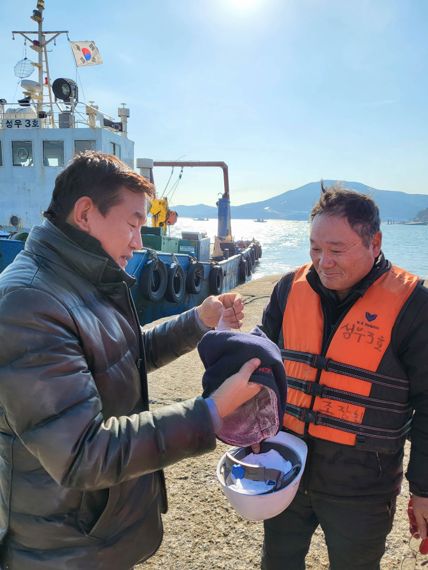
left=375, top=452, right=383, bottom=478
left=122, top=283, right=150, bottom=409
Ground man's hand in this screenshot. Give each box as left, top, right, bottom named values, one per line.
left=197, top=293, right=244, bottom=329
left=408, top=495, right=428, bottom=554
left=210, top=358, right=261, bottom=418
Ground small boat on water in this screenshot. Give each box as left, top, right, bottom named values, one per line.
left=254, top=218, right=267, bottom=223
left=0, top=2, right=261, bottom=325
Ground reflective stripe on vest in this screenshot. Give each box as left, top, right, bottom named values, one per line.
left=282, top=263, right=418, bottom=449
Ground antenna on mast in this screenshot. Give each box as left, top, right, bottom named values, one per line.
left=12, top=1, right=68, bottom=125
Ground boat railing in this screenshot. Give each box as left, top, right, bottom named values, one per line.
left=0, top=101, right=124, bottom=133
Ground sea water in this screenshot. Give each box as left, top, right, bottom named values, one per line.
left=171, top=218, right=428, bottom=279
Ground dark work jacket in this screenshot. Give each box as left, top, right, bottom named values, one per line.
left=0, top=220, right=215, bottom=569
left=261, top=255, right=428, bottom=500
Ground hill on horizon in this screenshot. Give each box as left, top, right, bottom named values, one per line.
left=174, top=180, right=428, bottom=222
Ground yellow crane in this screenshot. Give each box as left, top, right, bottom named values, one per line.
left=149, top=197, right=177, bottom=235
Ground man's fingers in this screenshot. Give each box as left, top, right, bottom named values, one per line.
left=222, top=307, right=244, bottom=325
left=239, top=358, right=261, bottom=377
left=218, top=292, right=239, bottom=308
left=210, top=358, right=262, bottom=418
left=420, top=537, right=428, bottom=555
left=415, top=511, right=428, bottom=540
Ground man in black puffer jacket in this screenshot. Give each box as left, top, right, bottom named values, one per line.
left=0, top=152, right=260, bottom=569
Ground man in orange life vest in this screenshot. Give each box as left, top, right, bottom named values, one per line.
left=260, top=185, right=428, bottom=570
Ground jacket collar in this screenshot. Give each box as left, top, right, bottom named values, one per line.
left=25, top=219, right=136, bottom=288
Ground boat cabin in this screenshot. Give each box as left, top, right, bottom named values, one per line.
left=0, top=98, right=134, bottom=231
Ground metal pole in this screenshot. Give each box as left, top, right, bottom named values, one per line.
left=153, top=161, right=230, bottom=199
left=43, top=43, right=55, bottom=127
left=37, top=7, right=43, bottom=115
left=152, top=160, right=232, bottom=239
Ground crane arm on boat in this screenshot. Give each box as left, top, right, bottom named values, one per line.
left=149, top=197, right=178, bottom=234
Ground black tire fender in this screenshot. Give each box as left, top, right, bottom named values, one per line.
left=140, top=258, right=168, bottom=302
left=186, top=261, right=204, bottom=294
left=248, top=250, right=256, bottom=273
left=249, top=246, right=256, bottom=265
left=209, top=265, right=224, bottom=295
left=244, top=252, right=252, bottom=276
left=253, top=244, right=259, bottom=261
left=165, top=262, right=186, bottom=303
left=238, top=255, right=247, bottom=283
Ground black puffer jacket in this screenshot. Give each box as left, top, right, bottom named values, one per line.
left=262, top=256, right=428, bottom=501
left=0, top=221, right=215, bottom=569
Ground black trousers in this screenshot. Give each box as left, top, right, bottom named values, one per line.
left=261, top=489, right=396, bottom=570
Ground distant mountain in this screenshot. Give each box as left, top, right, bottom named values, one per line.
left=173, top=203, right=217, bottom=218
left=415, top=208, right=428, bottom=223
left=174, top=181, right=428, bottom=222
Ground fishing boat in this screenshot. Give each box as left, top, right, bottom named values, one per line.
left=0, top=1, right=262, bottom=325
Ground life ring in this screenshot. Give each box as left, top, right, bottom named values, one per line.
left=165, top=262, right=186, bottom=303
left=17, top=147, right=29, bottom=162
left=238, top=256, right=247, bottom=283
left=140, top=258, right=168, bottom=302
left=209, top=265, right=224, bottom=295
left=186, top=261, right=204, bottom=294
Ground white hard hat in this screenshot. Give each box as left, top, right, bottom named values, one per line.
left=216, top=431, right=307, bottom=521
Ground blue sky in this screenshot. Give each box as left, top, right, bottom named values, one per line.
left=1, top=0, right=428, bottom=205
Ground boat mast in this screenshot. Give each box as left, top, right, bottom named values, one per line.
left=12, top=0, right=68, bottom=125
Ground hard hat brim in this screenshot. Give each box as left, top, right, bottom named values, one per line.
left=216, top=431, right=308, bottom=521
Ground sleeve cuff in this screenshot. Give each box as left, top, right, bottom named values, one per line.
left=203, top=397, right=223, bottom=433
left=193, top=307, right=212, bottom=333
left=409, top=484, right=428, bottom=498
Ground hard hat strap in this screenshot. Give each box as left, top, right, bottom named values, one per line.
left=223, top=452, right=284, bottom=486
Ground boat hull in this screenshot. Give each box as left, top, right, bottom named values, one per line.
left=0, top=239, right=259, bottom=325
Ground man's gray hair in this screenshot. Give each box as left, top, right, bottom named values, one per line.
left=311, top=182, right=381, bottom=247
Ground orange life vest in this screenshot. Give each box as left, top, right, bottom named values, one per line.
left=282, top=264, right=419, bottom=452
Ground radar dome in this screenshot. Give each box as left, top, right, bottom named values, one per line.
left=21, top=80, right=42, bottom=95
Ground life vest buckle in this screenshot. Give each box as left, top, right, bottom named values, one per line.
left=302, top=382, right=325, bottom=397
left=311, top=354, right=331, bottom=371
left=306, top=382, right=325, bottom=397
left=298, top=409, right=320, bottom=425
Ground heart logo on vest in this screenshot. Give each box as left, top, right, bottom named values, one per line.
left=365, top=312, right=377, bottom=322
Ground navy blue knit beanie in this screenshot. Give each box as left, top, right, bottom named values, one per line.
left=198, top=327, right=287, bottom=446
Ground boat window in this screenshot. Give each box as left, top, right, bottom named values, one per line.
left=110, top=142, right=121, bottom=158
left=74, top=140, right=96, bottom=155
left=43, top=140, right=64, bottom=167
left=12, top=141, right=33, bottom=167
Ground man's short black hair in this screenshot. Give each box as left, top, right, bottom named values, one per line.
left=44, top=151, right=154, bottom=223
left=311, top=182, right=381, bottom=246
